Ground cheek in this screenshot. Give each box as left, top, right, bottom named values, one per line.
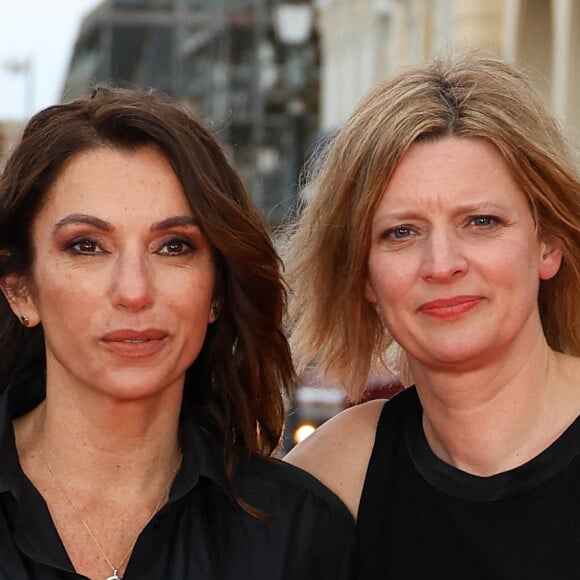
left=367, top=254, right=413, bottom=303
left=487, top=239, right=543, bottom=289
left=32, top=267, right=107, bottom=332
left=366, top=255, right=420, bottom=334
left=170, top=276, right=214, bottom=319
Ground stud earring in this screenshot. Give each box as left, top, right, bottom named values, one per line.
left=210, top=302, right=221, bottom=322
left=19, top=315, right=29, bottom=327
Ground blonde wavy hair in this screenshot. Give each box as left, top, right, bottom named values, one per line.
left=283, top=50, right=580, bottom=401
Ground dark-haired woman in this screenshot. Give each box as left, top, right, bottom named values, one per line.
left=0, top=88, right=355, bottom=580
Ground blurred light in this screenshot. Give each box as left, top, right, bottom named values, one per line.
left=273, top=4, right=314, bottom=46
left=294, top=422, right=317, bottom=444
left=257, top=146, right=281, bottom=173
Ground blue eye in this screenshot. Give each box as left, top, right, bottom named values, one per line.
left=470, top=215, right=501, bottom=227
left=382, top=226, right=413, bottom=240
left=392, top=227, right=411, bottom=238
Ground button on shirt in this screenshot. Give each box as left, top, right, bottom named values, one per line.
left=0, top=377, right=357, bottom=579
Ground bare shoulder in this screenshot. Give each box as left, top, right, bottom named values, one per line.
left=284, top=399, right=387, bottom=518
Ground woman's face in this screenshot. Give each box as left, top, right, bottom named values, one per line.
left=366, top=137, right=562, bottom=373
left=11, top=146, right=216, bottom=401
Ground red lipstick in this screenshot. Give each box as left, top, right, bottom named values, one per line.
left=419, top=296, right=481, bottom=320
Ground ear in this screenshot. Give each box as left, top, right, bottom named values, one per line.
left=208, top=300, right=221, bottom=324
left=0, top=274, right=40, bottom=326
left=365, top=278, right=377, bottom=304
left=538, top=239, right=563, bottom=281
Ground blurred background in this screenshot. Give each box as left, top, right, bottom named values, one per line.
left=2, top=1, right=580, bottom=224
left=1, top=0, right=579, bottom=447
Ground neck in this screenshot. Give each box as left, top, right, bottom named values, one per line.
left=411, top=336, right=580, bottom=476
left=15, top=385, right=183, bottom=495
left=13, top=388, right=184, bottom=580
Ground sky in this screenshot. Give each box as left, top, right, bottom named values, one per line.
left=0, top=0, right=103, bottom=121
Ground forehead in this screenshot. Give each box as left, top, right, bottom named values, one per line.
left=378, top=136, right=525, bottom=208
left=40, top=146, right=193, bottom=220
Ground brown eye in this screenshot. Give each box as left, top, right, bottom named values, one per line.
left=78, top=240, right=98, bottom=252
left=67, top=238, right=103, bottom=254
left=158, top=237, right=194, bottom=255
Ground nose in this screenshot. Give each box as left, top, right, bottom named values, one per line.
left=420, top=228, right=468, bottom=282
left=111, top=249, right=154, bottom=311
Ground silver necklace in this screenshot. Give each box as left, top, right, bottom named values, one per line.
left=38, top=448, right=179, bottom=580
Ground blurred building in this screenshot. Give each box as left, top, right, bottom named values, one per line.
left=0, top=121, right=24, bottom=170
left=61, top=0, right=320, bottom=225
left=317, top=0, right=580, bottom=144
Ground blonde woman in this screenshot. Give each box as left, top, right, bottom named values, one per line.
left=284, top=51, right=580, bottom=578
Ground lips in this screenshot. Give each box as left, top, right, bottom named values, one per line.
left=101, top=328, right=168, bottom=357
left=419, top=295, right=482, bottom=320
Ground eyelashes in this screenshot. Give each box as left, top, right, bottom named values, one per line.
left=380, top=225, right=416, bottom=241
left=63, top=236, right=105, bottom=255
left=378, top=215, right=505, bottom=243
left=61, top=235, right=199, bottom=257
left=156, top=237, right=197, bottom=256
left=468, top=215, right=503, bottom=228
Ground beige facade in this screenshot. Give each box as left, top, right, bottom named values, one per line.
left=316, top=0, right=580, bottom=143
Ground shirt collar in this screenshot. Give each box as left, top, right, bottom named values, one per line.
left=175, top=401, right=239, bottom=508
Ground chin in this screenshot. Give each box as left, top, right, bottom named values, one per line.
left=414, top=339, right=490, bottom=368
left=95, top=370, right=180, bottom=401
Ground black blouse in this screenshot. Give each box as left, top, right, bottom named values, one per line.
left=0, top=377, right=356, bottom=579
left=357, top=386, right=580, bottom=579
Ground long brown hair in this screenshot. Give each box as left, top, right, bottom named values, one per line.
left=0, top=87, right=295, bottom=478
left=284, top=50, right=580, bottom=400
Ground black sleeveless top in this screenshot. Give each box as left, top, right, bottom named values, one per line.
left=357, top=387, right=580, bottom=579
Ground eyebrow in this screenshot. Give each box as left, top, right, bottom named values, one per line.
left=53, top=214, right=200, bottom=233
left=150, top=216, right=200, bottom=231
left=375, top=201, right=506, bottom=221
left=53, top=214, right=112, bottom=233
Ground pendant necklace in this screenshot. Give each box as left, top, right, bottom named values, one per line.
left=38, top=448, right=180, bottom=580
